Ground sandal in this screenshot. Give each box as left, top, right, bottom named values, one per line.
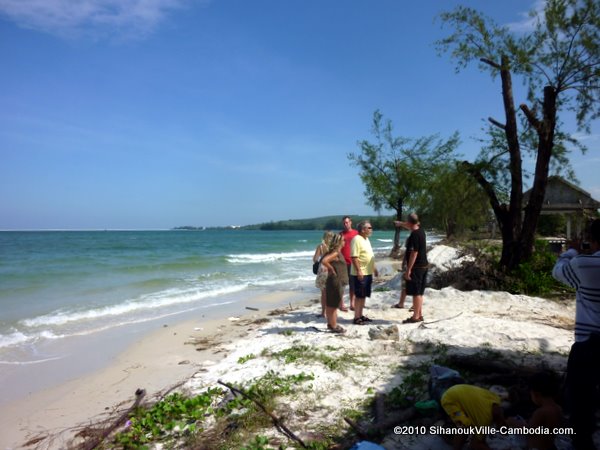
left=402, top=316, right=423, bottom=324
left=392, top=304, right=405, bottom=309
left=360, top=316, right=373, bottom=322
left=339, top=306, right=349, bottom=312
left=353, top=317, right=365, bottom=325
left=327, top=324, right=346, bottom=334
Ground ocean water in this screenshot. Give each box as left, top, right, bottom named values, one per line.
left=0, top=229, right=397, bottom=365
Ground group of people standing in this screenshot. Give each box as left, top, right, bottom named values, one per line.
left=312, top=215, right=600, bottom=449
left=313, top=214, right=428, bottom=334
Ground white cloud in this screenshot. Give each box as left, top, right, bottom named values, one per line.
left=572, top=132, right=600, bottom=142
left=0, top=0, right=198, bottom=40
left=506, top=0, right=546, bottom=33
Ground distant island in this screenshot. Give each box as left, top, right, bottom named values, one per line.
left=173, top=215, right=397, bottom=231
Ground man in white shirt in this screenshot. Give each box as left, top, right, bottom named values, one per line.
left=553, top=219, right=600, bottom=449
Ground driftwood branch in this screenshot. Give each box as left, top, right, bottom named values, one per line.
left=80, top=388, right=146, bottom=450
left=422, top=312, right=464, bottom=325
left=217, top=379, right=307, bottom=448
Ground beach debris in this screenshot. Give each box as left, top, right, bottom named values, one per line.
left=245, top=306, right=259, bottom=311
left=228, top=316, right=240, bottom=321
left=185, top=336, right=213, bottom=351
left=193, top=327, right=203, bottom=331
left=178, top=360, right=190, bottom=365
left=78, top=388, right=146, bottom=450
left=217, top=379, right=307, bottom=448
left=368, top=325, right=399, bottom=341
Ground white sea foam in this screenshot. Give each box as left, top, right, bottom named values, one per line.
left=0, top=330, right=30, bottom=348
left=0, top=355, right=65, bottom=365
left=0, top=329, right=64, bottom=350
left=21, top=285, right=248, bottom=328
left=226, top=250, right=313, bottom=264
left=0, top=300, right=237, bottom=352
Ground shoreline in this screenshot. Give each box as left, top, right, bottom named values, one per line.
left=0, top=290, right=317, bottom=449
left=0, top=249, right=585, bottom=449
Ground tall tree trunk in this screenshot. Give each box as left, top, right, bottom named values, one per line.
left=391, top=197, right=403, bottom=257
left=497, top=55, right=524, bottom=269
left=519, top=86, right=557, bottom=262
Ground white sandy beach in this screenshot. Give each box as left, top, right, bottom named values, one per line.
left=1, top=245, right=592, bottom=450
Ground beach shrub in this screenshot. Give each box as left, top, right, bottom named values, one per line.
left=429, top=240, right=574, bottom=297
left=197, top=371, right=315, bottom=449
left=112, top=388, right=222, bottom=448
left=506, top=240, right=565, bottom=295
left=387, top=370, right=427, bottom=408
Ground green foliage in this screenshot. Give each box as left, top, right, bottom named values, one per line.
left=240, top=435, right=270, bottom=450
left=211, top=371, right=314, bottom=448
left=238, top=353, right=257, bottom=364
left=416, top=162, right=491, bottom=238
left=537, top=215, right=567, bottom=237
left=112, top=388, right=223, bottom=448
left=436, top=0, right=600, bottom=131
left=436, top=0, right=600, bottom=268
left=387, top=370, right=427, bottom=408
left=110, top=369, right=317, bottom=449
left=266, top=344, right=368, bottom=373
left=349, top=111, right=459, bottom=215
left=349, top=110, right=459, bottom=251
left=507, top=240, right=566, bottom=295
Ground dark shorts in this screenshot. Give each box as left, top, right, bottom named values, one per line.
left=351, top=275, right=373, bottom=299
left=406, top=268, right=428, bottom=296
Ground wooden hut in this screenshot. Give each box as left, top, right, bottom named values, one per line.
left=523, top=176, right=600, bottom=238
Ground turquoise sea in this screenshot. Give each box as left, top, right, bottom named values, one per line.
left=0, top=229, right=397, bottom=366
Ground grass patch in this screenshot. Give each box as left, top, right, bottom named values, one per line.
left=265, top=344, right=368, bottom=373
left=238, top=353, right=257, bottom=364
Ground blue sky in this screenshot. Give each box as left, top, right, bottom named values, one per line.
left=1, top=0, right=598, bottom=230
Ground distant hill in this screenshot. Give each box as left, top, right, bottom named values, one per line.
left=174, top=215, right=397, bottom=231
left=242, top=215, right=397, bottom=231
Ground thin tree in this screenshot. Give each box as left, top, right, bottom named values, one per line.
left=349, top=110, right=459, bottom=256
left=416, top=162, right=491, bottom=239
left=437, top=0, right=599, bottom=269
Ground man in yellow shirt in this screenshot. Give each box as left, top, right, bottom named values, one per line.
left=350, top=221, right=378, bottom=325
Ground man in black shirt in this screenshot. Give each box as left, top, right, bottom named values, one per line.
left=394, top=213, right=428, bottom=323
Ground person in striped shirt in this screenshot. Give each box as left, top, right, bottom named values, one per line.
left=552, top=218, right=600, bottom=450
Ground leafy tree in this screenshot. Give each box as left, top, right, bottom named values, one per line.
left=416, top=162, right=491, bottom=238
left=348, top=110, right=459, bottom=255
left=437, top=0, right=600, bottom=269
